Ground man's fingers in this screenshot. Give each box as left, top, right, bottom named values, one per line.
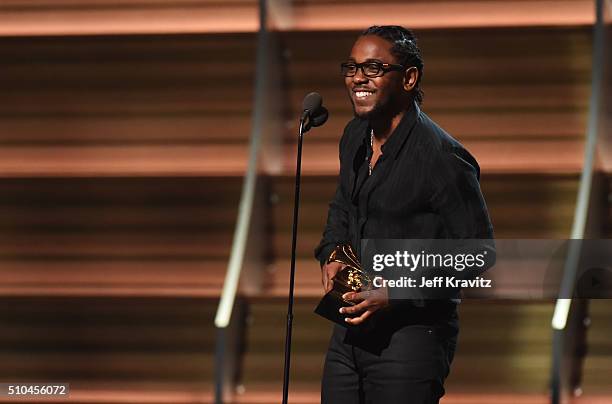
left=342, top=290, right=368, bottom=302
left=322, top=271, right=335, bottom=293
left=345, top=309, right=372, bottom=325
left=340, top=299, right=369, bottom=315
left=322, top=268, right=331, bottom=292
left=321, top=262, right=344, bottom=293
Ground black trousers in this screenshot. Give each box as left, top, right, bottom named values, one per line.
left=321, top=301, right=458, bottom=404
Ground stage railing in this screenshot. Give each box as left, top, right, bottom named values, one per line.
left=213, top=1, right=267, bottom=402
left=213, top=0, right=285, bottom=402
left=550, top=0, right=609, bottom=403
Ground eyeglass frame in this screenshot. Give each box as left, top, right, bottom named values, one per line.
left=340, top=61, right=407, bottom=78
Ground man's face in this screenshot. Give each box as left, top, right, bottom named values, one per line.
left=345, top=35, right=405, bottom=119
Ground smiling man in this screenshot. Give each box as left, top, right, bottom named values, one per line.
left=314, top=26, right=494, bottom=403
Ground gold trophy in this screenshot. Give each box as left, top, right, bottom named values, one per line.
left=314, top=244, right=373, bottom=326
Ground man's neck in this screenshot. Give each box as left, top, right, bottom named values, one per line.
left=370, top=108, right=407, bottom=145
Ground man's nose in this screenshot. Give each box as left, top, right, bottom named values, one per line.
left=352, top=67, right=368, bottom=84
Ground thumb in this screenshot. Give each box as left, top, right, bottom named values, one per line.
left=326, top=277, right=334, bottom=292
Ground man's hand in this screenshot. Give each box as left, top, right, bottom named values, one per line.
left=340, top=288, right=389, bottom=325
left=321, top=261, right=344, bottom=293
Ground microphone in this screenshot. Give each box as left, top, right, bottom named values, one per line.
left=310, top=106, right=329, bottom=128
left=300, top=92, right=328, bottom=133
left=283, top=91, right=328, bottom=404
left=301, top=91, right=322, bottom=119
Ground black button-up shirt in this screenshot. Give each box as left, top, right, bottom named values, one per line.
left=314, top=102, right=494, bottom=270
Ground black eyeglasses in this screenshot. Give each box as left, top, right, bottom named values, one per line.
left=340, top=61, right=406, bottom=78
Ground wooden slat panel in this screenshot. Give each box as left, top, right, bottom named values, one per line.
left=0, top=145, right=249, bottom=177
left=446, top=301, right=554, bottom=393
left=0, top=261, right=228, bottom=297
left=0, top=0, right=594, bottom=38
left=0, top=177, right=240, bottom=297
left=274, top=0, right=593, bottom=31
left=240, top=299, right=329, bottom=389
left=0, top=34, right=255, bottom=177
left=0, top=116, right=251, bottom=144
left=0, top=297, right=217, bottom=400
left=0, top=0, right=258, bottom=36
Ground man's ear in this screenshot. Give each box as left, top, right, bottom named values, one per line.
left=403, top=67, right=418, bottom=91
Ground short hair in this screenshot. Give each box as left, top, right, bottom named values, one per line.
left=361, top=25, right=424, bottom=105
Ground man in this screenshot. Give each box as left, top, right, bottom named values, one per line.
left=314, top=26, right=494, bottom=403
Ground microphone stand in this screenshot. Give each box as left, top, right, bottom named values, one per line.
left=281, top=114, right=308, bottom=404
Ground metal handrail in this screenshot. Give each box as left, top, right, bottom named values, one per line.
left=214, top=1, right=268, bottom=402
left=550, top=0, right=607, bottom=402
left=214, top=0, right=267, bottom=332
left=551, top=0, right=605, bottom=333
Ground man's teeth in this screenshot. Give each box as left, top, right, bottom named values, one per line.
left=355, top=91, right=373, bottom=98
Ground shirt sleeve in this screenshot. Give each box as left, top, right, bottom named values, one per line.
left=430, top=148, right=494, bottom=240
left=429, top=148, right=496, bottom=276
left=313, top=124, right=352, bottom=267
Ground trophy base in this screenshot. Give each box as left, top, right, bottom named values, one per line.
left=314, top=291, right=356, bottom=327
